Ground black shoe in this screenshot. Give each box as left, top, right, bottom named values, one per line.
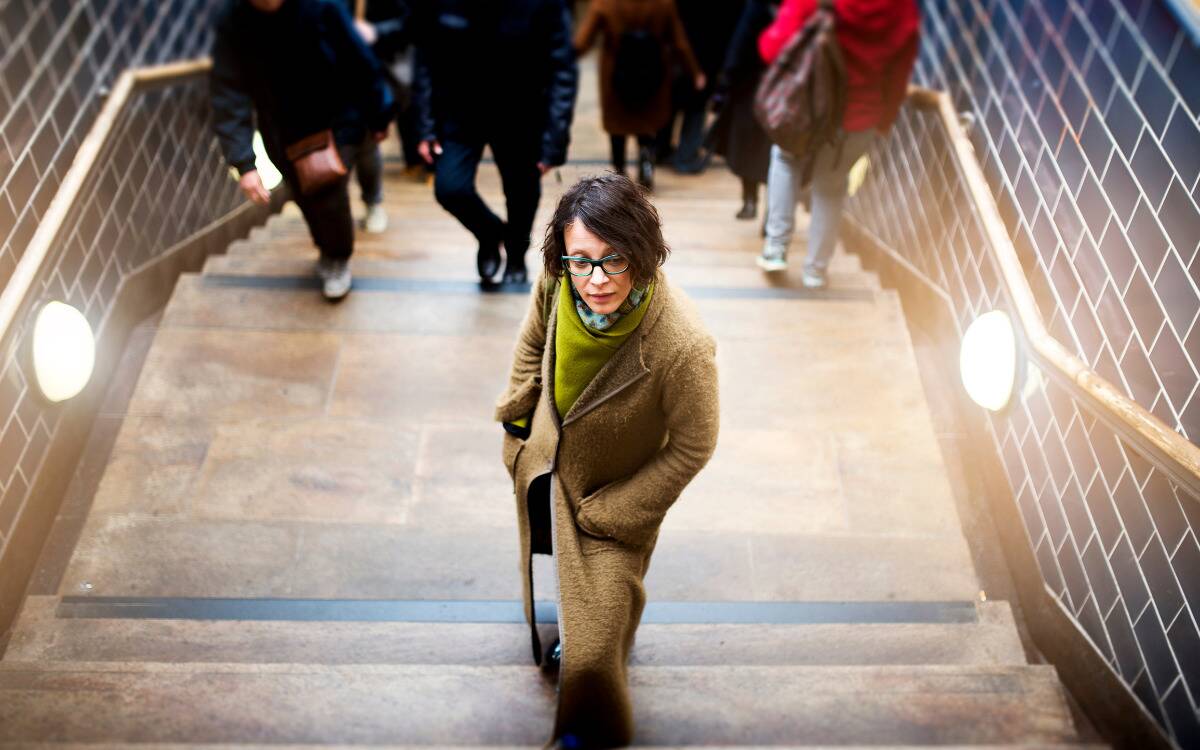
left=736, top=198, right=757, bottom=220
left=503, top=262, right=528, bottom=285
left=542, top=638, right=562, bottom=673
left=477, top=236, right=501, bottom=280
left=637, top=148, right=655, bottom=191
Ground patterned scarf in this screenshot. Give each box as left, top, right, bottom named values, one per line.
left=569, top=283, right=649, bottom=332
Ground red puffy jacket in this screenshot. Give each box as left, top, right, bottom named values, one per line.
left=758, top=0, right=920, bottom=132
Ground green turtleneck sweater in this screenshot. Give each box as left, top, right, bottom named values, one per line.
left=554, top=278, right=654, bottom=419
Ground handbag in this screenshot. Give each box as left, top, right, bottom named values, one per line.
left=284, top=129, right=347, bottom=195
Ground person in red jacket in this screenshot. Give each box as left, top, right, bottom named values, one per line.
left=756, top=0, right=919, bottom=287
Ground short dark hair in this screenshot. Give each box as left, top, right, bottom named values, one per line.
left=541, top=172, right=670, bottom=287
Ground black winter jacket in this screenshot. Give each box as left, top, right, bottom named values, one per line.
left=211, top=0, right=395, bottom=175
left=410, top=0, right=577, bottom=166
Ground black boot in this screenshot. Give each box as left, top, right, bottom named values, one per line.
left=477, top=234, right=501, bottom=281
left=503, top=249, right=528, bottom=284
left=637, top=146, right=655, bottom=191
left=736, top=197, right=757, bottom=220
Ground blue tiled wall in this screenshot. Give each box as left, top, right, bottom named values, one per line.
left=847, top=0, right=1200, bottom=744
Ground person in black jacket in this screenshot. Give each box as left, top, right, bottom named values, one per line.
left=211, top=0, right=394, bottom=300
left=412, top=0, right=577, bottom=285
left=710, top=0, right=778, bottom=220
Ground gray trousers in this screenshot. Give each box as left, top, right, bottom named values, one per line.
left=763, top=130, right=875, bottom=272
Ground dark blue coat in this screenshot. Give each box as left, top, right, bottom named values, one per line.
left=210, top=0, right=396, bottom=175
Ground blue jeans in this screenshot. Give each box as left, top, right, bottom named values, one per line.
left=763, top=130, right=875, bottom=272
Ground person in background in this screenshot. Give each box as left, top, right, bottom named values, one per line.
left=709, top=0, right=779, bottom=219
left=657, top=0, right=744, bottom=174
left=756, top=0, right=918, bottom=287
left=412, top=0, right=577, bottom=285
left=346, top=0, right=412, bottom=232
left=575, top=0, right=705, bottom=190
left=212, top=0, right=394, bottom=301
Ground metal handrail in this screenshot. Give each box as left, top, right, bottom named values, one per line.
left=0, top=58, right=211, bottom=346
left=906, top=85, right=1200, bottom=500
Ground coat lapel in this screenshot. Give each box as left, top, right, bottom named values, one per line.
left=561, top=331, right=650, bottom=427
left=560, top=273, right=669, bottom=427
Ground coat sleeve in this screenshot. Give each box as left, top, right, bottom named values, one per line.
left=666, top=0, right=703, bottom=78
left=209, top=22, right=257, bottom=176
left=878, top=31, right=919, bottom=131
left=758, top=0, right=811, bottom=64
left=411, top=37, right=436, bottom=141
left=324, top=1, right=396, bottom=132
left=576, top=337, right=720, bottom=547
left=540, top=0, right=578, bottom=168
left=495, top=274, right=554, bottom=424
left=573, top=0, right=602, bottom=53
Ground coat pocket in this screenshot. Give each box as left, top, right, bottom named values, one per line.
left=501, top=432, right=526, bottom=481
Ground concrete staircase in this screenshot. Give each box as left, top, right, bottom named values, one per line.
left=0, top=154, right=1103, bottom=745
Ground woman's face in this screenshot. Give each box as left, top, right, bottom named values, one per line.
left=564, top=221, right=634, bottom=315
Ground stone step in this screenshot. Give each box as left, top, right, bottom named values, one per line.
left=6, top=596, right=1026, bottom=667
left=0, top=661, right=1079, bottom=745
left=237, top=237, right=865, bottom=276
left=199, top=256, right=878, bottom=294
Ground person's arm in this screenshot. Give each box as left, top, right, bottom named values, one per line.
left=575, top=337, right=720, bottom=547
left=325, top=1, right=396, bottom=133
left=573, top=0, right=603, bottom=53
left=758, top=0, right=811, bottom=64
left=540, top=0, right=579, bottom=169
left=495, top=274, right=555, bottom=425
left=878, top=31, right=919, bottom=131
left=210, top=23, right=256, bottom=176
left=666, top=0, right=703, bottom=81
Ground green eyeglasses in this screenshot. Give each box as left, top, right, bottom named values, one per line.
left=562, top=254, right=630, bottom=277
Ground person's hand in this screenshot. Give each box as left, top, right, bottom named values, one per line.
left=239, top=169, right=270, bottom=206
left=354, top=18, right=378, bottom=45
left=372, top=130, right=388, bottom=143
left=694, top=73, right=707, bottom=91
left=418, top=139, right=442, bottom=165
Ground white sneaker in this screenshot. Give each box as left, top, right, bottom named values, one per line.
left=363, top=204, right=388, bottom=234
left=801, top=268, right=828, bottom=289
left=756, top=254, right=788, bottom=272
left=317, top=258, right=352, bottom=301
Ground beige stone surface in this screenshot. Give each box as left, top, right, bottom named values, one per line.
left=127, top=328, right=340, bottom=419
left=0, top=662, right=1076, bottom=746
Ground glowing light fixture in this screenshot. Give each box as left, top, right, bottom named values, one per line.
left=32, top=301, right=95, bottom=403
left=960, top=310, right=1018, bottom=412
left=252, top=131, right=283, bottom=190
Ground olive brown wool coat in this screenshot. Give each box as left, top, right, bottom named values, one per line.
left=495, top=271, right=719, bottom=745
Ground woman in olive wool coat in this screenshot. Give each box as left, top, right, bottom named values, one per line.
left=495, top=173, right=719, bottom=747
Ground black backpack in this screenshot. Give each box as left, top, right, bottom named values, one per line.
left=612, top=27, right=664, bottom=109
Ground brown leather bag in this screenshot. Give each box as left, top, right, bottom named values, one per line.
left=284, top=130, right=347, bottom=195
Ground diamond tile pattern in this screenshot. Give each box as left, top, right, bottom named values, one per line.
left=0, top=0, right=240, bottom=570
left=847, top=0, right=1200, bottom=742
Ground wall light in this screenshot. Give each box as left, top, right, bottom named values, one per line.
left=960, top=310, right=1019, bottom=412
left=32, top=301, right=95, bottom=403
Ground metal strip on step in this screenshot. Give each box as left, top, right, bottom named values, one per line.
left=201, top=274, right=877, bottom=301
left=57, top=597, right=978, bottom=624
